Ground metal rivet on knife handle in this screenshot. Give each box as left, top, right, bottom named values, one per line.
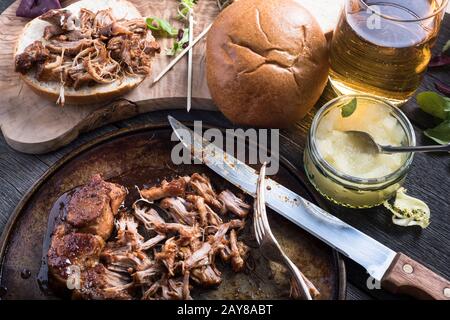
left=382, top=253, right=450, bottom=299
left=402, top=264, right=413, bottom=274
left=444, top=288, right=450, bottom=298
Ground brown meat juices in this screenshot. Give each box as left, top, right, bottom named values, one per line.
left=46, top=173, right=251, bottom=300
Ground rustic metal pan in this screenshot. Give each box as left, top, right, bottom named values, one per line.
left=0, top=122, right=346, bottom=300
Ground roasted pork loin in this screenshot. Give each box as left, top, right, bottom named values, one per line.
left=66, top=174, right=127, bottom=240
left=47, top=175, right=126, bottom=292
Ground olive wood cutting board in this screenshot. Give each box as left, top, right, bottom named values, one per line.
left=0, top=0, right=343, bottom=154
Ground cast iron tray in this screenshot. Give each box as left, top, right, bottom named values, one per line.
left=0, top=122, right=346, bottom=299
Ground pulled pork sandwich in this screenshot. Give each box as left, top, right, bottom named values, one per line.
left=14, top=0, right=160, bottom=105
left=206, top=0, right=329, bottom=128
left=47, top=173, right=251, bottom=300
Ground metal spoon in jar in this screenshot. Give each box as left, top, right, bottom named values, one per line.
left=344, top=131, right=450, bottom=154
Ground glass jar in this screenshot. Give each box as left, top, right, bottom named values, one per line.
left=304, top=95, right=416, bottom=208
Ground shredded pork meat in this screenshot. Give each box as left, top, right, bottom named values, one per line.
left=127, top=174, right=251, bottom=299
left=14, top=7, right=160, bottom=105
left=47, top=173, right=251, bottom=300
left=132, top=174, right=251, bottom=299
left=140, top=176, right=188, bottom=201
left=219, top=190, right=252, bottom=218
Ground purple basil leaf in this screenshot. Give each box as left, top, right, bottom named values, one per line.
left=429, top=54, right=450, bottom=68
left=435, top=82, right=450, bottom=97
left=16, top=0, right=61, bottom=19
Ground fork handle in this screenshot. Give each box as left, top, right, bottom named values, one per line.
left=282, top=254, right=313, bottom=300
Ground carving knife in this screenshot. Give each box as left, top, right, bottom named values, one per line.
left=168, top=116, right=450, bottom=300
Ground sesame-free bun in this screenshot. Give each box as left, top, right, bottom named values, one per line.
left=206, top=0, right=329, bottom=128
left=14, top=0, right=145, bottom=105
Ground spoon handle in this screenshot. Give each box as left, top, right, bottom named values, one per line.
left=382, top=143, right=450, bottom=153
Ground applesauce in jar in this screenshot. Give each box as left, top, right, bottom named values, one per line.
left=304, top=95, right=416, bottom=208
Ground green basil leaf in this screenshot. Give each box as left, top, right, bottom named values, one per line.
left=424, top=120, right=450, bottom=145
left=341, top=98, right=357, bottom=118
left=146, top=17, right=178, bottom=37
left=416, top=91, right=450, bottom=120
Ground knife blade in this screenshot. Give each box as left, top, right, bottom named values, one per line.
left=168, top=116, right=395, bottom=281
left=168, top=116, right=450, bottom=299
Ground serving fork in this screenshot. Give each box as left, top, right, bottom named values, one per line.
left=254, top=163, right=319, bottom=300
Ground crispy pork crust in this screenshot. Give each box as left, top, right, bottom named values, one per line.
left=47, top=175, right=126, bottom=290
left=66, top=174, right=126, bottom=240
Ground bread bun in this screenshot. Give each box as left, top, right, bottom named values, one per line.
left=206, top=0, right=329, bottom=128
left=14, top=0, right=146, bottom=105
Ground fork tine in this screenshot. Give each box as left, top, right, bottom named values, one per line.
left=254, top=162, right=268, bottom=244
left=256, top=163, right=267, bottom=219
left=254, top=200, right=266, bottom=243
left=257, top=164, right=274, bottom=235
left=255, top=163, right=268, bottom=238
left=253, top=201, right=262, bottom=244
left=255, top=208, right=265, bottom=242
left=259, top=197, right=273, bottom=239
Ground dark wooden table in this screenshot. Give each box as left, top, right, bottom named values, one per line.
left=0, top=1, right=449, bottom=300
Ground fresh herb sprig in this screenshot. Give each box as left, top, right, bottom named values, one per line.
left=146, top=17, right=178, bottom=37
left=341, top=98, right=357, bottom=118
left=146, top=17, right=188, bottom=56
left=178, top=0, right=197, bottom=21
left=166, top=28, right=190, bottom=56
left=416, top=91, right=450, bottom=145
left=146, top=1, right=197, bottom=57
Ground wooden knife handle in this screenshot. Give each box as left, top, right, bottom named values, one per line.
left=382, top=253, right=450, bottom=300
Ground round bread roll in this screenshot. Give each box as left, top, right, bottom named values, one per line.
left=206, top=0, right=329, bottom=128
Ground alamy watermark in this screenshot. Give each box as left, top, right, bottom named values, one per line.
left=170, top=121, right=280, bottom=175
left=366, top=276, right=381, bottom=290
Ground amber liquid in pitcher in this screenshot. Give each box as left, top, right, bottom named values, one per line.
left=329, top=0, right=440, bottom=105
